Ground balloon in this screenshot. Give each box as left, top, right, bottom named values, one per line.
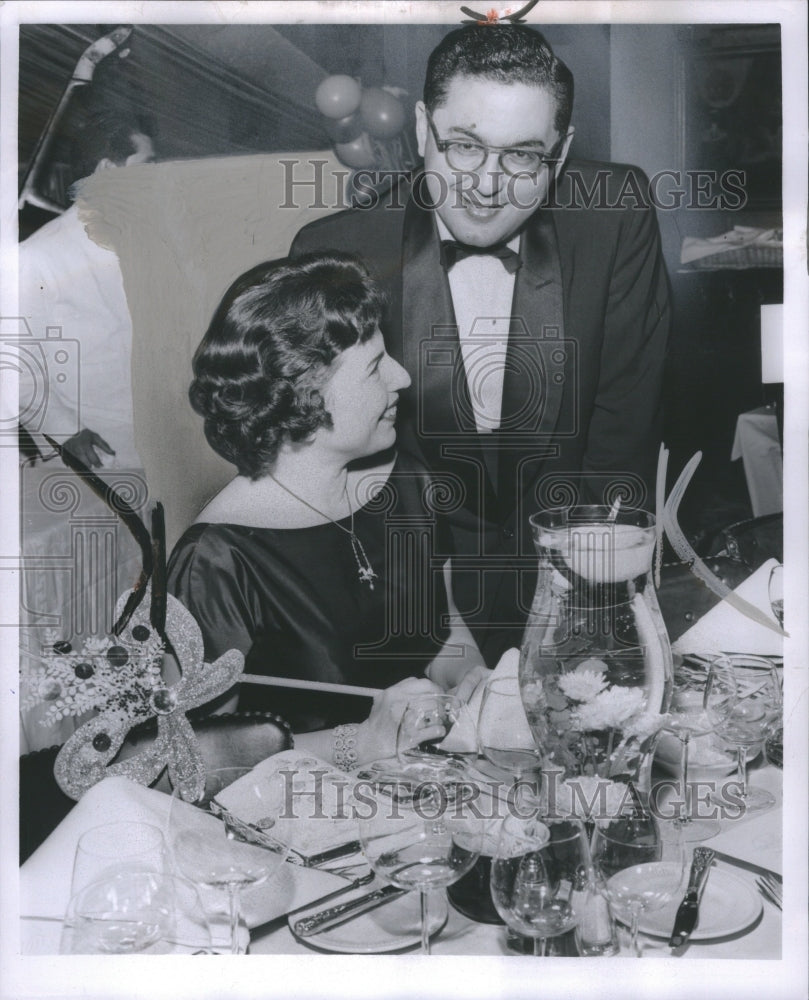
left=359, top=88, right=406, bottom=139
left=334, top=132, right=376, bottom=169
left=315, top=75, right=362, bottom=119
left=324, top=112, right=363, bottom=144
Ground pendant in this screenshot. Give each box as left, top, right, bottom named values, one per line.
left=351, top=533, right=377, bottom=590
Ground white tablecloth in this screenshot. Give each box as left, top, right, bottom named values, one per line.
left=18, top=777, right=349, bottom=955
left=18, top=767, right=782, bottom=961
left=730, top=406, right=782, bottom=517
left=250, top=764, right=783, bottom=960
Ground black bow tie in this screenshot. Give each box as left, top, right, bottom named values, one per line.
left=439, top=239, right=522, bottom=274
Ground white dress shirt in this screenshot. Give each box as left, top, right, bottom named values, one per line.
left=437, top=217, right=520, bottom=433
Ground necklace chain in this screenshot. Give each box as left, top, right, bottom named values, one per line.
left=267, top=473, right=378, bottom=590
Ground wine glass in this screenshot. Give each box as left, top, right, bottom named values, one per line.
left=768, top=564, right=784, bottom=627
left=478, top=675, right=542, bottom=803
left=358, top=781, right=482, bottom=954
left=591, top=805, right=686, bottom=957
left=396, top=692, right=472, bottom=778
left=71, top=821, right=167, bottom=895
left=168, top=767, right=287, bottom=954
left=60, top=872, right=213, bottom=954
left=713, top=655, right=783, bottom=813
left=490, top=813, right=588, bottom=957
left=662, top=657, right=737, bottom=841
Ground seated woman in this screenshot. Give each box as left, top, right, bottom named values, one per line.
left=167, top=251, right=484, bottom=742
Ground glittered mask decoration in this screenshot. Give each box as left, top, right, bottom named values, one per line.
left=37, top=437, right=245, bottom=803
left=54, top=584, right=244, bottom=801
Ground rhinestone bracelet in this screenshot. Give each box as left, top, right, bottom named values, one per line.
left=333, top=723, right=359, bottom=772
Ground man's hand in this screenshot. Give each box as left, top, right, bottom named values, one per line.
left=61, top=429, right=115, bottom=468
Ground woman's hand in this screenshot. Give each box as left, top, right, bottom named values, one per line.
left=354, top=676, right=442, bottom=765
left=449, top=663, right=491, bottom=704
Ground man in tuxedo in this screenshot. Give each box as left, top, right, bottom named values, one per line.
left=291, top=26, right=671, bottom=665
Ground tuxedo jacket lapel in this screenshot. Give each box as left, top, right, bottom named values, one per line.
left=497, top=211, right=566, bottom=512
left=401, top=196, right=497, bottom=495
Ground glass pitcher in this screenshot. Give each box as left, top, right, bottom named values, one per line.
left=518, top=506, right=673, bottom=797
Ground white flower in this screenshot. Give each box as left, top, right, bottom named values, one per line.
left=573, top=686, right=646, bottom=730
left=558, top=669, right=608, bottom=703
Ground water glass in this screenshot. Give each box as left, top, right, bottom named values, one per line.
left=478, top=675, right=542, bottom=786
left=490, top=813, right=588, bottom=957
left=60, top=872, right=213, bottom=954
left=713, top=655, right=782, bottom=812
left=358, top=779, right=482, bottom=954
left=591, top=807, right=686, bottom=957
left=71, top=821, right=167, bottom=895
left=396, top=693, right=472, bottom=777
left=169, top=767, right=287, bottom=954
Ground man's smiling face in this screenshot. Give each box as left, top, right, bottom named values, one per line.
left=416, top=76, right=573, bottom=247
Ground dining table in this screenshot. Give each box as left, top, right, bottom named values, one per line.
left=18, top=759, right=783, bottom=960
left=14, top=554, right=794, bottom=993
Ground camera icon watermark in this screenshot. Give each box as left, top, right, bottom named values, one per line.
left=417, top=317, right=578, bottom=439
left=0, top=317, right=81, bottom=443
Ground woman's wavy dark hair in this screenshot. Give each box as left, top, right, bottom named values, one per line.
left=190, top=252, right=385, bottom=479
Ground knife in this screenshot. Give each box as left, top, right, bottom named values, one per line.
left=710, top=850, right=782, bottom=884
left=301, top=840, right=363, bottom=868
left=292, top=884, right=405, bottom=937
left=669, top=847, right=715, bottom=948
left=213, top=802, right=362, bottom=869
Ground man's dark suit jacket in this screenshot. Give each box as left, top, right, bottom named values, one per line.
left=291, top=160, right=671, bottom=664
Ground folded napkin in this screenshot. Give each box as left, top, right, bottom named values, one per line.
left=19, top=775, right=347, bottom=954
left=440, top=648, right=519, bottom=753
left=672, top=558, right=784, bottom=657
left=215, top=751, right=360, bottom=859
left=680, top=226, right=782, bottom=265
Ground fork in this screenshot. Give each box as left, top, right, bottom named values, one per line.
left=756, top=874, right=783, bottom=910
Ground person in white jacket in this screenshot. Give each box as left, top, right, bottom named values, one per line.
left=18, top=110, right=155, bottom=469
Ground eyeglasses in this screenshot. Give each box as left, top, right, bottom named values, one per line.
left=425, top=109, right=565, bottom=177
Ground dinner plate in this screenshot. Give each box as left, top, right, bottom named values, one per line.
left=289, top=889, right=448, bottom=953
left=633, top=868, right=763, bottom=940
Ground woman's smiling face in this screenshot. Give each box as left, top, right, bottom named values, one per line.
left=318, top=328, right=411, bottom=461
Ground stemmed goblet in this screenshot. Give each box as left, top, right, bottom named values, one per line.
left=358, top=781, right=483, bottom=954
left=662, top=657, right=737, bottom=841
left=60, top=872, right=213, bottom=954
left=168, top=766, right=287, bottom=953
left=478, top=675, right=542, bottom=804
left=70, top=821, right=167, bottom=895
left=396, top=692, right=473, bottom=779
left=591, top=801, right=686, bottom=957
left=490, top=813, right=589, bottom=957
left=713, top=655, right=783, bottom=813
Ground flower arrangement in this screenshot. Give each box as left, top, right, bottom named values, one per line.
left=521, top=655, right=667, bottom=782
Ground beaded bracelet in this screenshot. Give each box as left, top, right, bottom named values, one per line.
left=333, top=723, right=359, bottom=772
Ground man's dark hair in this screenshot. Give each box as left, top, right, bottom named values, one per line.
left=424, top=25, right=574, bottom=136
left=190, top=251, right=385, bottom=479
left=70, top=109, right=150, bottom=181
